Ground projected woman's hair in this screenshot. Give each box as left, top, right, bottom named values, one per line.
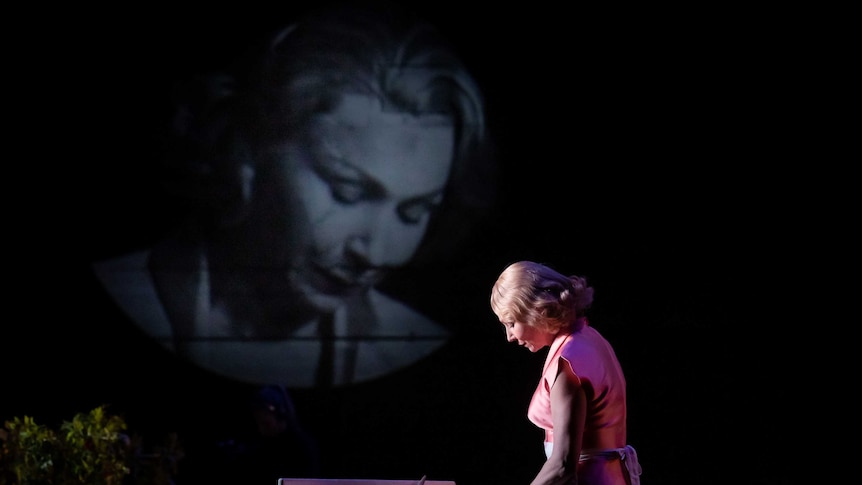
left=92, top=3, right=496, bottom=387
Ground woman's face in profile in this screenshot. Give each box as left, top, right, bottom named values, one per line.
left=261, top=93, right=455, bottom=313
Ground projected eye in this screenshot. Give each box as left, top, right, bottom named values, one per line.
left=310, top=156, right=381, bottom=205
left=328, top=179, right=368, bottom=204
left=396, top=195, right=442, bottom=225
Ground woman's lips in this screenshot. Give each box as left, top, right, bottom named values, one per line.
left=308, top=263, right=383, bottom=294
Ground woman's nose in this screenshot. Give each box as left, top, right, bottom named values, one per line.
left=346, top=206, right=424, bottom=266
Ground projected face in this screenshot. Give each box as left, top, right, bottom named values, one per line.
left=92, top=5, right=492, bottom=388
left=265, top=94, right=454, bottom=314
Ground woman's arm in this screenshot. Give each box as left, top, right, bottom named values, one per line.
left=530, top=358, right=585, bottom=485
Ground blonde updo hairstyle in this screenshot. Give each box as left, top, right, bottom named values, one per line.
left=490, top=261, right=594, bottom=334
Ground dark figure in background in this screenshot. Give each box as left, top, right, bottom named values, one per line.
left=92, top=3, right=495, bottom=387
left=197, top=385, right=320, bottom=482
left=490, top=261, right=642, bottom=485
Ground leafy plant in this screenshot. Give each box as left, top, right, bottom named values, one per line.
left=0, top=405, right=181, bottom=485
left=0, top=415, right=58, bottom=484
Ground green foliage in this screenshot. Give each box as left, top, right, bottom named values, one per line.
left=0, top=405, right=182, bottom=485
left=0, top=416, right=59, bottom=484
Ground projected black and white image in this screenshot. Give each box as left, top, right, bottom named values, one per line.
left=92, top=4, right=496, bottom=388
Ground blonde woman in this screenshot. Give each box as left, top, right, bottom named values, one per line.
left=490, top=261, right=642, bottom=485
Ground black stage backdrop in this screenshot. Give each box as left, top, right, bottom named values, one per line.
left=7, top=3, right=802, bottom=484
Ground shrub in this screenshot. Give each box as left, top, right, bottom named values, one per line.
left=0, top=405, right=181, bottom=485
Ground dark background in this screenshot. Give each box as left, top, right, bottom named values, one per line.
left=7, top=2, right=805, bottom=484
